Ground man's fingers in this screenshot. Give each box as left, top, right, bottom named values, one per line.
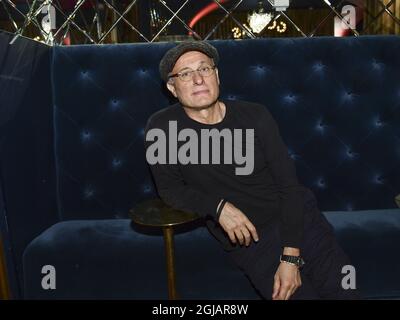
left=219, top=204, right=259, bottom=245
left=245, top=221, right=259, bottom=242
left=272, top=277, right=280, bottom=299
left=227, top=231, right=236, bottom=244
left=279, top=283, right=291, bottom=300
left=240, top=228, right=251, bottom=246
left=285, top=287, right=294, bottom=300
left=286, top=283, right=300, bottom=300
left=234, top=229, right=244, bottom=245
left=273, top=264, right=301, bottom=300
left=220, top=208, right=258, bottom=246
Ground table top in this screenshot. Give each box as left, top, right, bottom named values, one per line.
left=130, top=198, right=199, bottom=227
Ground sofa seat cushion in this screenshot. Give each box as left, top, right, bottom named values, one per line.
left=324, top=209, right=400, bottom=299
left=22, top=219, right=260, bottom=299
left=23, top=208, right=400, bottom=299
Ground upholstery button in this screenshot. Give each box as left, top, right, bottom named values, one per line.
left=83, top=187, right=95, bottom=199
left=112, top=158, right=122, bottom=168
left=372, top=60, right=383, bottom=70
left=343, top=91, right=353, bottom=101
left=110, top=99, right=120, bottom=111
left=346, top=149, right=355, bottom=158
left=317, top=179, right=326, bottom=188
left=255, top=65, right=266, bottom=73
left=375, top=118, right=383, bottom=127
left=316, top=121, right=325, bottom=133
left=374, top=175, right=384, bottom=184
left=283, top=94, right=297, bottom=104
left=312, top=62, right=324, bottom=72
left=81, top=130, right=92, bottom=142
left=287, top=148, right=298, bottom=160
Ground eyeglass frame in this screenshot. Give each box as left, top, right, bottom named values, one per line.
left=167, top=65, right=217, bottom=82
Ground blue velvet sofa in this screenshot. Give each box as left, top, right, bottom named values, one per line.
left=1, top=30, right=399, bottom=299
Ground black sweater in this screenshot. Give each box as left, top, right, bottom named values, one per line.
left=144, top=99, right=306, bottom=250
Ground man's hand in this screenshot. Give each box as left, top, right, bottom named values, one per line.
left=218, top=201, right=259, bottom=246
left=272, top=247, right=302, bottom=300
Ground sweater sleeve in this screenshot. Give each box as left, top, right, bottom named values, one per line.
left=255, top=105, right=305, bottom=248
left=144, top=116, right=222, bottom=220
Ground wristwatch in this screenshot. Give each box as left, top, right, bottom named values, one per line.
left=280, top=255, right=305, bottom=268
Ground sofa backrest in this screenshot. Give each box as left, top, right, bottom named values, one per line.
left=52, top=36, right=400, bottom=221
left=2, top=34, right=400, bottom=297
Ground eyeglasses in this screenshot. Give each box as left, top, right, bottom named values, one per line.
left=168, top=65, right=216, bottom=82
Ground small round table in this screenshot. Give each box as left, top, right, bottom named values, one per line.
left=130, top=198, right=199, bottom=300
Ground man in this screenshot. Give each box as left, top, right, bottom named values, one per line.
left=144, top=41, right=359, bottom=300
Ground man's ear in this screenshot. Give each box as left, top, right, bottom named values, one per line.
left=166, top=81, right=177, bottom=98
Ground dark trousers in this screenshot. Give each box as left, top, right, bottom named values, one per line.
left=227, top=189, right=361, bottom=300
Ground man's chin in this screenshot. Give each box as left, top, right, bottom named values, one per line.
left=182, top=98, right=219, bottom=111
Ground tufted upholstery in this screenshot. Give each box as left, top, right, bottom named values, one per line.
left=52, top=38, right=400, bottom=218
left=1, top=31, right=400, bottom=299
left=22, top=220, right=259, bottom=299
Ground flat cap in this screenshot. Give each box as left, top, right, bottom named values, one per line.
left=159, top=40, right=219, bottom=82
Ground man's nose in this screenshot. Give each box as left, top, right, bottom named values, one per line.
left=192, top=71, right=204, bottom=85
